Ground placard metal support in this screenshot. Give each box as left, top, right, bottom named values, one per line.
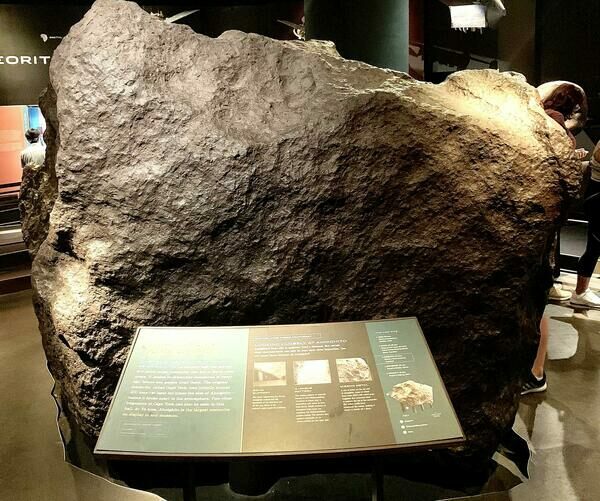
left=371, top=457, right=384, bottom=501
left=183, top=463, right=197, bottom=501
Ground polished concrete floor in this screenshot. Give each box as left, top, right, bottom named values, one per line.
left=1, top=275, right=599, bottom=501
left=508, top=279, right=600, bottom=500
left=0, top=290, right=160, bottom=501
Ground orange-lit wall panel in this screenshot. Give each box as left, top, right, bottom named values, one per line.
left=0, top=105, right=27, bottom=186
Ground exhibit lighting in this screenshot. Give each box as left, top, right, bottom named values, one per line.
left=449, top=4, right=487, bottom=31
left=442, top=0, right=506, bottom=32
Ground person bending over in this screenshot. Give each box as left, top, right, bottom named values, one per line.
left=538, top=82, right=588, bottom=302
left=522, top=82, right=589, bottom=395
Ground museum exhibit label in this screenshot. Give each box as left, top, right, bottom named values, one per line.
left=95, top=318, right=463, bottom=457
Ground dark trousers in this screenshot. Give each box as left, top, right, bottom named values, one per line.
left=578, top=180, right=600, bottom=277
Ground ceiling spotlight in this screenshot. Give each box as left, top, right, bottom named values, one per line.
left=441, top=1, right=506, bottom=32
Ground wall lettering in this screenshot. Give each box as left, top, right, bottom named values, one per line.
left=0, top=55, right=51, bottom=65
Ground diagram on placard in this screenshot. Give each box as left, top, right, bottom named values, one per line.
left=293, top=360, right=332, bottom=385
left=335, top=357, right=372, bottom=383
left=388, top=380, right=434, bottom=412
left=254, top=361, right=287, bottom=387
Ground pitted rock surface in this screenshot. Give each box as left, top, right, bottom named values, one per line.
left=22, top=0, right=582, bottom=464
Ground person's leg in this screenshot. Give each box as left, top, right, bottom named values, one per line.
left=572, top=181, right=600, bottom=304
left=553, top=231, right=561, bottom=280
left=531, top=316, right=549, bottom=379
left=575, top=219, right=598, bottom=293
left=549, top=232, right=572, bottom=300
left=522, top=316, right=549, bottom=395
left=575, top=275, right=591, bottom=295
left=575, top=218, right=597, bottom=293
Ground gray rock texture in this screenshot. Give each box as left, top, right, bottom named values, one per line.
left=22, top=0, right=581, bottom=464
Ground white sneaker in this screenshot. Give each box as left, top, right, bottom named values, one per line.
left=549, top=285, right=572, bottom=301
left=570, top=289, right=600, bottom=309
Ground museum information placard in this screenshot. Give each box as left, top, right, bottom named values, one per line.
left=95, top=318, right=464, bottom=458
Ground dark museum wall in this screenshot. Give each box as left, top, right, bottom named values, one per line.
left=421, top=0, right=536, bottom=83
left=2, top=0, right=598, bottom=113
left=497, top=0, right=535, bottom=83
left=143, top=2, right=303, bottom=41
left=0, top=1, right=303, bottom=106
left=537, top=0, right=600, bottom=142
left=304, top=0, right=409, bottom=73
left=0, top=5, right=87, bottom=105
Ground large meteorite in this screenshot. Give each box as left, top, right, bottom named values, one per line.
left=21, top=0, right=580, bottom=467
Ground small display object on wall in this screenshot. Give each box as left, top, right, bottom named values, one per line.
left=95, top=318, right=464, bottom=458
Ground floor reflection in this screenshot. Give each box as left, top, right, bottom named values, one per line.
left=510, top=282, right=600, bottom=501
